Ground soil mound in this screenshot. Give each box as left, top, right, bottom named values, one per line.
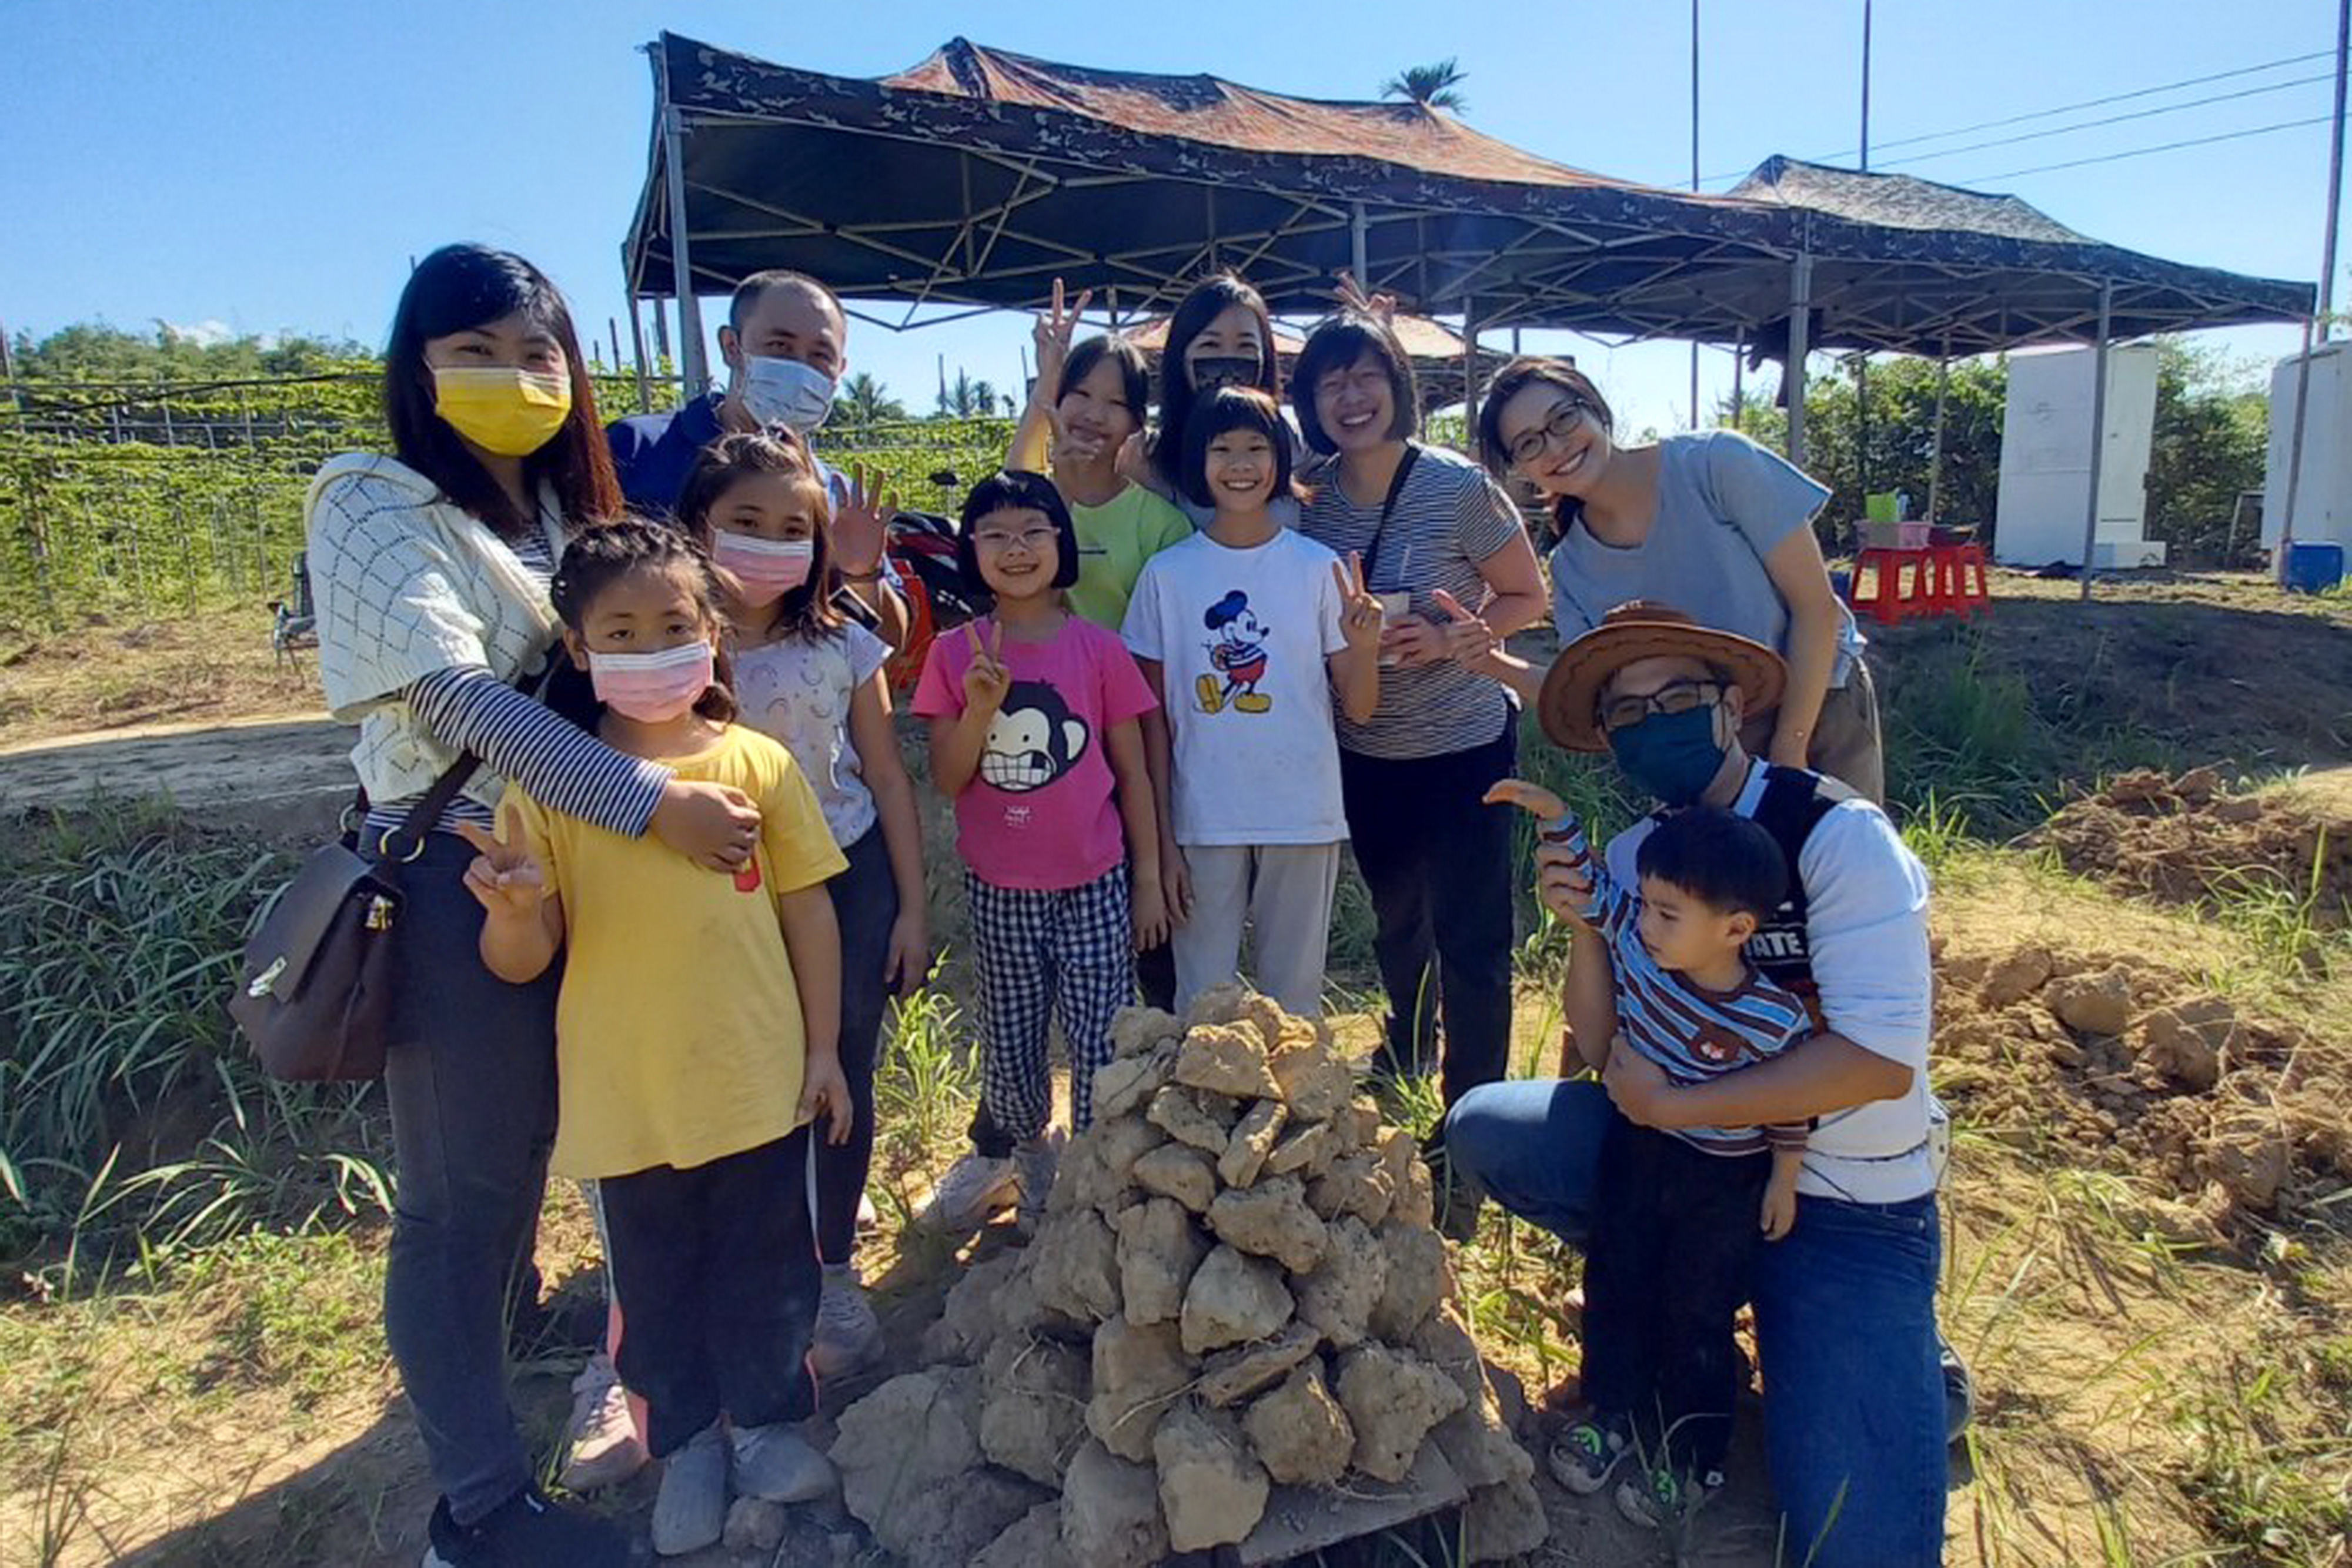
left=1936, top=938, right=2352, bottom=1236
left=2029, top=768, right=2352, bottom=926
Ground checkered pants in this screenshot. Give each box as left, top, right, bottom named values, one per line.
left=965, top=863, right=1134, bottom=1152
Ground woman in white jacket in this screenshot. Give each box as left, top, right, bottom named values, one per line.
left=305, top=245, right=757, bottom=1568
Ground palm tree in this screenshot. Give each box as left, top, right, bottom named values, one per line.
left=1381, top=59, right=1468, bottom=113
left=834, top=370, right=906, bottom=425
left=936, top=369, right=1001, bottom=420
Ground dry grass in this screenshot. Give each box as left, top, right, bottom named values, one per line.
left=0, top=607, right=318, bottom=751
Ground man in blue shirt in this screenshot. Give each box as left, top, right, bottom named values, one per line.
left=609, top=270, right=907, bottom=648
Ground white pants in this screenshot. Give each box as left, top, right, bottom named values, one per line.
left=1172, top=842, right=1343, bottom=1020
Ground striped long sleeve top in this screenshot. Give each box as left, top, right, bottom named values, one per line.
left=1554, top=813, right=1812, bottom=1158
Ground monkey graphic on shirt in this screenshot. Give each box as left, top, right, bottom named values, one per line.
left=980, top=679, right=1091, bottom=793
left=1197, top=590, right=1273, bottom=715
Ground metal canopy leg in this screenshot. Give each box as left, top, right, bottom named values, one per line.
left=2076, top=279, right=2114, bottom=601
left=1786, top=252, right=1813, bottom=467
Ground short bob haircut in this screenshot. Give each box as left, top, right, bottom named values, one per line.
left=1291, top=312, right=1419, bottom=456
left=1154, top=274, right=1280, bottom=489
left=1633, top=804, right=1789, bottom=921
left=1057, top=333, right=1151, bottom=425
left=1178, top=387, right=1299, bottom=511
left=385, top=244, right=620, bottom=536
left=1475, top=356, right=1616, bottom=476
left=674, top=430, right=842, bottom=642
left=957, top=469, right=1081, bottom=593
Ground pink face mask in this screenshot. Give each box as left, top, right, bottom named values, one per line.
left=589, top=641, right=714, bottom=723
left=711, top=531, right=815, bottom=606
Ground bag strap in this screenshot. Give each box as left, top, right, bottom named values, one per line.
left=1358, top=442, right=1424, bottom=589
left=375, top=654, right=564, bottom=868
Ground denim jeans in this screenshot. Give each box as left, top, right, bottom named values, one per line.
left=1443, top=1078, right=1947, bottom=1566
left=381, top=834, right=560, bottom=1526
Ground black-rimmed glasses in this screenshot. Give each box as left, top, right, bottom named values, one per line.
left=1506, top=400, right=1596, bottom=468
left=1596, top=679, right=1723, bottom=733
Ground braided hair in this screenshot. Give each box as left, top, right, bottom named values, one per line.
left=549, top=516, right=738, bottom=721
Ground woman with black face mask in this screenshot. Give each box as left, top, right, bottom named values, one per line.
left=1134, top=273, right=1307, bottom=529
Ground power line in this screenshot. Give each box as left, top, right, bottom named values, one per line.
left=1688, top=48, right=2333, bottom=185
left=1962, top=113, right=2333, bottom=183
left=1875, top=71, right=2330, bottom=170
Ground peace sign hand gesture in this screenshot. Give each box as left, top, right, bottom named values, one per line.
left=1332, top=269, right=1399, bottom=325
left=962, top=620, right=1013, bottom=716
left=832, top=463, right=898, bottom=580
left=456, top=803, right=548, bottom=919
left=1030, top=278, right=1093, bottom=410
left=1048, top=403, right=1107, bottom=470
left=1332, top=551, right=1385, bottom=654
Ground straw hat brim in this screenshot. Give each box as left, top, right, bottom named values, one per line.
left=1538, top=618, right=1787, bottom=751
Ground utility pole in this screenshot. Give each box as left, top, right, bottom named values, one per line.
left=1860, top=0, right=1874, bottom=172
left=1689, top=0, right=1702, bottom=430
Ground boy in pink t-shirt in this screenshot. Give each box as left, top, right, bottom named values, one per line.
left=912, top=471, right=1162, bottom=1230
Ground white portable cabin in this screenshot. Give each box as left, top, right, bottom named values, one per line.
left=1994, top=343, right=2164, bottom=569
left=2264, top=341, right=2352, bottom=551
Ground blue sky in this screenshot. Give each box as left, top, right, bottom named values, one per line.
left=5, top=0, right=2341, bottom=435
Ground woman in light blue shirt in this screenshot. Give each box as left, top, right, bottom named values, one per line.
left=1475, top=357, right=1882, bottom=803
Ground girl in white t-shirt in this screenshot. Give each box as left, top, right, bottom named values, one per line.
left=679, top=432, right=928, bottom=1378
left=1122, top=387, right=1384, bottom=1015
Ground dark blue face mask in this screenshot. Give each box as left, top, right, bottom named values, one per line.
left=1605, top=703, right=1728, bottom=807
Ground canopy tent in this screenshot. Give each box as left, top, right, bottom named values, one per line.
left=1115, top=312, right=1512, bottom=411
left=623, top=30, right=2313, bottom=565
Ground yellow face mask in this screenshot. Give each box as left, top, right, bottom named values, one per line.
left=432, top=366, right=573, bottom=456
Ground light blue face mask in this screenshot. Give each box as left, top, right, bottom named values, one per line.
left=1605, top=703, right=1729, bottom=806
left=740, top=354, right=836, bottom=435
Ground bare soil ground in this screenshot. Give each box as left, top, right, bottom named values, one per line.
left=0, top=609, right=320, bottom=750
left=5, top=572, right=2350, bottom=1567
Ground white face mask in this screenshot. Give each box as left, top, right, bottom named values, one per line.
left=740, top=354, right=836, bottom=435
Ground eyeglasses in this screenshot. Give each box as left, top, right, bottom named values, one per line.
left=1506, top=400, right=1596, bottom=468
left=971, top=524, right=1059, bottom=552
left=1596, top=679, right=1723, bottom=733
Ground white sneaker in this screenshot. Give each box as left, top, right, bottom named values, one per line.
left=557, top=1353, right=647, bottom=1493
left=731, top=1420, right=837, bottom=1503
left=651, top=1424, right=728, bottom=1557
left=1014, top=1129, right=1067, bottom=1233
left=917, top=1152, right=1018, bottom=1231
left=810, top=1263, right=882, bottom=1379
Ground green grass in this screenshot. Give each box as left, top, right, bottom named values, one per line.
left=0, top=804, right=389, bottom=1292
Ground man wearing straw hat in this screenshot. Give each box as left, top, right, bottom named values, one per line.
left=1446, top=601, right=1947, bottom=1567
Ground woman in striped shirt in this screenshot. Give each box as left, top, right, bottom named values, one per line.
left=305, top=245, right=760, bottom=1568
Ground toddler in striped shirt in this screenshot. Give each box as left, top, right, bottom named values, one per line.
left=1489, top=782, right=1809, bottom=1527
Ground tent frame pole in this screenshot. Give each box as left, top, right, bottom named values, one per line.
left=659, top=46, right=709, bottom=396
left=1462, top=295, right=1482, bottom=430
left=624, top=270, right=653, bottom=414
left=2077, top=279, right=2114, bottom=602
left=1926, top=338, right=1950, bottom=525
left=1730, top=328, right=1745, bottom=433
left=1351, top=202, right=1369, bottom=286
left=1786, top=252, right=1813, bottom=467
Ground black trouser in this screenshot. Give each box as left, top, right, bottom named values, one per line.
left=1337, top=718, right=1518, bottom=1104
left=1136, top=935, right=1177, bottom=1014
left=1581, top=1119, right=1769, bottom=1477
left=382, top=834, right=560, bottom=1526
left=815, top=825, right=898, bottom=1263
left=602, top=1129, right=821, bottom=1456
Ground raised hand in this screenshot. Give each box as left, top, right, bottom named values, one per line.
left=1030, top=278, right=1093, bottom=409
left=456, top=803, right=547, bottom=918
left=831, top=463, right=899, bottom=579
left=1332, top=269, right=1399, bottom=325
left=1429, top=588, right=1498, bottom=666
left=1332, top=551, right=1384, bottom=654
left=1114, top=430, right=1152, bottom=490
left=961, top=620, right=1013, bottom=716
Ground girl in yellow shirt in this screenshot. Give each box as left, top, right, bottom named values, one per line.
left=462, top=520, right=851, bottom=1557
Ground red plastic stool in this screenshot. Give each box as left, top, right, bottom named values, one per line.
left=1848, top=547, right=1938, bottom=624
left=1925, top=543, right=1991, bottom=617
